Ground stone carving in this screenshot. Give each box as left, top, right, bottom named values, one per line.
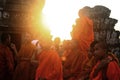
left=71, top=5, right=120, bottom=61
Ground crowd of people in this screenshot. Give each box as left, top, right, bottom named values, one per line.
left=0, top=5, right=120, bottom=80
left=0, top=32, right=120, bottom=80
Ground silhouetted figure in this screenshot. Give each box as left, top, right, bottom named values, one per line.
left=0, top=33, right=15, bottom=80
left=51, top=37, right=62, bottom=56
left=90, top=41, right=120, bottom=80
left=13, top=33, right=38, bottom=80
left=35, top=37, right=63, bottom=80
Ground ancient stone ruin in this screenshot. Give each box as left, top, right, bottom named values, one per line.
left=72, top=5, right=120, bottom=61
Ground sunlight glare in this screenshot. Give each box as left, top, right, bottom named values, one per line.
left=42, top=0, right=81, bottom=41
left=42, top=0, right=120, bottom=41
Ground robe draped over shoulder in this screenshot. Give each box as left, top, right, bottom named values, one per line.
left=0, top=44, right=14, bottom=80
left=35, top=49, right=63, bottom=80
left=13, top=43, right=37, bottom=80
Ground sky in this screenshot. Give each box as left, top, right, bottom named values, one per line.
left=42, top=0, right=120, bottom=40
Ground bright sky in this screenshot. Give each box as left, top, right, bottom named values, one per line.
left=42, top=0, right=120, bottom=40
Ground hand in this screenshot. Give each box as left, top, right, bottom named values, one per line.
left=98, top=58, right=112, bottom=69
left=93, top=57, right=112, bottom=78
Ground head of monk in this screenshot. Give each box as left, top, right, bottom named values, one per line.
left=93, top=41, right=108, bottom=60
left=39, top=37, right=52, bottom=49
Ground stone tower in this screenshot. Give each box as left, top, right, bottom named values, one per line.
left=72, top=5, right=120, bottom=61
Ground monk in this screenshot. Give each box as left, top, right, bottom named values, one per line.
left=78, top=41, right=98, bottom=80
left=71, top=6, right=94, bottom=55
left=13, top=33, right=38, bottom=80
left=90, top=41, right=120, bottom=80
left=51, top=37, right=62, bottom=56
left=0, top=33, right=15, bottom=80
left=61, top=40, right=87, bottom=80
left=35, top=37, right=63, bottom=80
left=70, top=9, right=94, bottom=78
left=67, top=6, right=94, bottom=80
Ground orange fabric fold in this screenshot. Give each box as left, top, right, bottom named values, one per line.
left=13, top=43, right=36, bottom=80
left=35, top=49, right=63, bottom=80
left=90, top=60, right=120, bottom=80
left=72, top=16, right=94, bottom=56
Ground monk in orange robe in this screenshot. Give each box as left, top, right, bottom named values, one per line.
left=13, top=33, right=38, bottom=80
left=70, top=9, right=94, bottom=75
left=78, top=41, right=98, bottom=80
left=0, top=33, right=15, bottom=80
left=35, top=38, right=63, bottom=80
left=68, top=7, right=94, bottom=80
left=71, top=7, right=94, bottom=54
left=90, top=41, right=120, bottom=80
left=61, top=40, right=87, bottom=80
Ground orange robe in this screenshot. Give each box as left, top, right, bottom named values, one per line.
left=90, top=60, right=120, bottom=80
left=62, top=49, right=87, bottom=80
left=79, top=56, right=96, bottom=80
left=69, top=16, right=94, bottom=80
left=0, top=44, right=14, bottom=80
left=72, top=16, right=94, bottom=56
left=35, top=49, right=63, bottom=80
left=13, top=42, right=37, bottom=80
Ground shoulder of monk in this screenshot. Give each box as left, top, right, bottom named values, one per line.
left=107, top=52, right=119, bottom=64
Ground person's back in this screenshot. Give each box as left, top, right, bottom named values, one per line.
left=35, top=37, right=63, bottom=80
left=36, top=49, right=63, bottom=80
left=78, top=41, right=98, bottom=80
left=0, top=33, right=15, bottom=80
left=71, top=7, right=94, bottom=53
left=13, top=33, right=38, bottom=80
left=62, top=40, right=87, bottom=80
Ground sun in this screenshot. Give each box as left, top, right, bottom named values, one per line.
left=42, top=0, right=81, bottom=41
left=41, top=0, right=120, bottom=41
